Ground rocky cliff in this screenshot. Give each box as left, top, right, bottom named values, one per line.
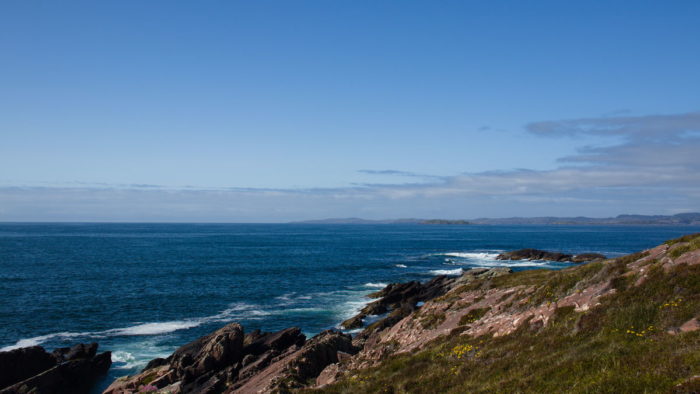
left=313, top=233, right=700, bottom=393
left=107, top=233, right=700, bottom=393
left=6, top=234, right=699, bottom=393
left=104, top=233, right=700, bottom=393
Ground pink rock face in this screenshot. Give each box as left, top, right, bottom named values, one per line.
left=104, top=236, right=700, bottom=393
left=675, top=250, right=700, bottom=267
left=332, top=237, right=700, bottom=380
left=680, top=318, right=700, bottom=333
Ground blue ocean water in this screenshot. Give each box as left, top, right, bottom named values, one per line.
left=1, top=223, right=699, bottom=389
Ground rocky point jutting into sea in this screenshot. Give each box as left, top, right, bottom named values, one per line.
left=2, top=234, right=700, bottom=393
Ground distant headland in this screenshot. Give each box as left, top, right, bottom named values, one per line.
left=293, top=212, right=700, bottom=225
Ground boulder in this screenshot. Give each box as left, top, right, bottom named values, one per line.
left=497, top=248, right=572, bottom=262
left=242, top=327, right=305, bottom=356
left=0, top=344, right=111, bottom=394
left=0, top=346, right=57, bottom=390
left=281, top=330, right=356, bottom=383
left=340, top=315, right=365, bottom=329
left=52, top=343, right=99, bottom=362
left=167, top=322, right=245, bottom=383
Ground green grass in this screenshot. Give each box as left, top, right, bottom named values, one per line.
left=665, top=233, right=700, bottom=246
left=458, top=307, right=490, bottom=326
left=669, top=235, right=700, bottom=259
left=417, top=311, right=446, bottom=329
left=311, top=235, right=700, bottom=394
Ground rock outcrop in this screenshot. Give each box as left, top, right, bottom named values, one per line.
left=496, top=248, right=606, bottom=263
left=104, top=324, right=357, bottom=394
left=312, top=234, right=700, bottom=392
left=0, top=343, right=111, bottom=394
left=341, top=268, right=512, bottom=332
left=104, top=234, right=700, bottom=393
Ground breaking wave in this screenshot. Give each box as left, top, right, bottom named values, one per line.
left=0, top=302, right=267, bottom=352
left=429, top=268, right=463, bottom=276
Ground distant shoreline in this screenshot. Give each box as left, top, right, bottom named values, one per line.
left=293, top=212, right=700, bottom=226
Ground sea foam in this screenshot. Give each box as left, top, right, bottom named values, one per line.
left=429, top=268, right=463, bottom=276
left=442, top=252, right=500, bottom=260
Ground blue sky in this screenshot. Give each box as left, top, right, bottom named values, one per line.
left=1, top=1, right=699, bottom=221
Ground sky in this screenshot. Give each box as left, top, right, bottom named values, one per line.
left=1, top=1, right=699, bottom=222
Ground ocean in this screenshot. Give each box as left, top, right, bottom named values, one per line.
left=1, top=223, right=698, bottom=390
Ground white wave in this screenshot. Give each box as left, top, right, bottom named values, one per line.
left=111, top=351, right=142, bottom=370
left=104, top=320, right=201, bottom=336
left=1, top=332, right=86, bottom=351
left=363, top=282, right=388, bottom=288
left=110, top=338, right=174, bottom=371
left=338, top=298, right=372, bottom=320
left=111, top=350, right=135, bottom=363
left=272, top=307, right=325, bottom=315
left=275, top=293, right=295, bottom=302
left=429, top=268, right=463, bottom=276
left=1, top=302, right=270, bottom=351
left=213, top=302, right=270, bottom=319
left=442, top=252, right=500, bottom=260
left=395, top=264, right=408, bottom=268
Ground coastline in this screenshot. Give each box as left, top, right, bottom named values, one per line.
left=2, top=228, right=700, bottom=393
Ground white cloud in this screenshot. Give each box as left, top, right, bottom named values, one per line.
left=2, top=111, right=699, bottom=221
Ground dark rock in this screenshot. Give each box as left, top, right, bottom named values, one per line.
left=341, top=275, right=456, bottom=330
left=497, top=248, right=573, bottom=262
left=106, top=324, right=309, bottom=394
left=168, top=322, right=244, bottom=383
left=243, top=327, right=305, bottom=356
left=571, top=253, right=607, bottom=263
left=0, top=345, right=111, bottom=394
left=243, top=329, right=264, bottom=347
left=52, top=342, right=98, bottom=362
left=234, top=330, right=358, bottom=393
left=340, top=315, right=365, bottom=329
left=282, top=330, right=357, bottom=387
left=143, top=357, right=168, bottom=371
left=0, top=346, right=57, bottom=390
left=241, top=354, right=256, bottom=367
left=497, top=248, right=607, bottom=263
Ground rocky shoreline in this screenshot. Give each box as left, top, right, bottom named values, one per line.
left=3, top=240, right=700, bottom=393
left=0, top=343, right=111, bottom=394
left=100, top=268, right=516, bottom=393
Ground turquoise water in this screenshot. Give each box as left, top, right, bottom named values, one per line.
left=1, top=223, right=698, bottom=388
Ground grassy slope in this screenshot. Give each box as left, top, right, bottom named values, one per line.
left=313, top=234, right=700, bottom=394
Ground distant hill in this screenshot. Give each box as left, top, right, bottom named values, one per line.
left=470, top=212, right=700, bottom=225
left=293, top=218, right=471, bottom=225
left=293, top=213, right=700, bottom=225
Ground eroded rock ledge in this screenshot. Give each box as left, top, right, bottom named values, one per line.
left=104, top=325, right=357, bottom=394
left=496, top=248, right=606, bottom=263
left=0, top=343, right=111, bottom=394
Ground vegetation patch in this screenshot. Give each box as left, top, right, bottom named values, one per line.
left=669, top=235, right=700, bottom=259
left=613, top=250, right=650, bottom=266
left=458, top=307, right=490, bottom=326
left=418, top=311, right=446, bottom=329
left=315, top=246, right=700, bottom=394
left=665, top=233, right=700, bottom=246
